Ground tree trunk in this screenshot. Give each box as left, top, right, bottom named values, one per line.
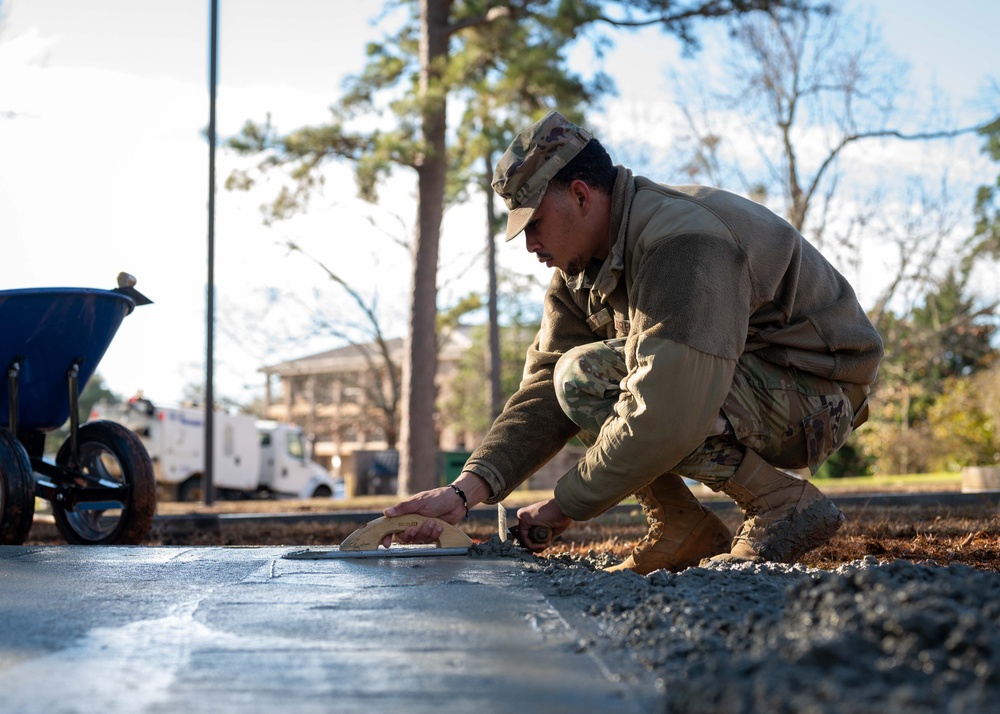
left=398, top=0, right=450, bottom=495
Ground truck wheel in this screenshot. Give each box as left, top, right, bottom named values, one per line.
left=178, top=476, right=203, bottom=503
left=311, top=485, right=332, bottom=498
left=51, top=421, right=156, bottom=545
left=0, top=428, right=35, bottom=545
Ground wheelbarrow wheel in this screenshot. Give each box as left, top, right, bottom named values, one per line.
left=52, top=421, right=156, bottom=545
left=0, top=427, right=35, bottom=545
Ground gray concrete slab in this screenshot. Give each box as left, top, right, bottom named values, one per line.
left=0, top=546, right=654, bottom=713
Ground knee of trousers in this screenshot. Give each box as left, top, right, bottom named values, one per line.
left=553, top=343, right=622, bottom=411
left=553, top=342, right=626, bottom=437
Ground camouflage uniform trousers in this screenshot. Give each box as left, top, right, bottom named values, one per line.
left=553, top=338, right=857, bottom=489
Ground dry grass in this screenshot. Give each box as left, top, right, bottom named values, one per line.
left=808, top=504, right=1000, bottom=571
left=494, top=503, right=1000, bottom=572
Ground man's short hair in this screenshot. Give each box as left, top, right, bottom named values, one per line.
left=548, top=137, right=617, bottom=195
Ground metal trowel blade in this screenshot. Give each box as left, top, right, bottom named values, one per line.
left=283, top=545, right=470, bottom=560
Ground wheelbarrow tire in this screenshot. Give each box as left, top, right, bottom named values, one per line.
left=52, top=421, right=156, bottom=545
left=0, top=427, right=35, bottom=545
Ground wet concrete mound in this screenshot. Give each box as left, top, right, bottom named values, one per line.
left=504, top=545, right=1000, bottom=713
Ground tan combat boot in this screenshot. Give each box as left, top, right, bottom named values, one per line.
left=710, top=450, right=845, bottom=564
left=605, top=473, right=732, bottom=575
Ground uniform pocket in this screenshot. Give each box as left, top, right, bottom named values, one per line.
left=802, top=398, right=853, bottom=473
left=723, top=352, right=855, bottom=469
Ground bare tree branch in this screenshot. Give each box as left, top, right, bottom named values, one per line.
left=283, top=240, right=402, bottom=445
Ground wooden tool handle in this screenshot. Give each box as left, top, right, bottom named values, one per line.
left=339, top=515, right=473, bottom=551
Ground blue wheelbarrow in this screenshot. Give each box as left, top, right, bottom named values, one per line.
left=0, top=274, right=157, bottom=545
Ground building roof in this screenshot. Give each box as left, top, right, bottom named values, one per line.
left=260, top=327, right=476, bottom=377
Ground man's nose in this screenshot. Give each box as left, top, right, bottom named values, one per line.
left=524, top=231, right=540, bottom=253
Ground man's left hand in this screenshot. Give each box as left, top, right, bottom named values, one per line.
left=514, top=498, right=573, bottom=552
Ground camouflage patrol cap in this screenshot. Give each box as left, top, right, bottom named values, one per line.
left=492, top=111, right=592, bottom=241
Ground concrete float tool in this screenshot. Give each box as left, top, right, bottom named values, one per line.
left=283, top=511, right=550, bottom=560
left=284, top=514, right=473, bottom=559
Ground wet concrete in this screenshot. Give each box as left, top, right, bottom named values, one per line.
left=0, top=545, right=654, bottom=713
left=518, top=549, right=1000, bottom=714
left=4, top=540, right=1000, bottom=713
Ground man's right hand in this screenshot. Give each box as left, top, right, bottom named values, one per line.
left=380, top=472, right=490, bottom=548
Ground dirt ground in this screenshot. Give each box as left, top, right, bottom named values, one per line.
left=24, top=497, right=1000, bottom=712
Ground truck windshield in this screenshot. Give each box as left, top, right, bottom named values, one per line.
left=286, top=431, right=305, bottom=459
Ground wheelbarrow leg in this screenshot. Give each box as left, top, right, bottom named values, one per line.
left=66, top=360, right=82, bottom=470
left=7, top=358, right=21, bottom=437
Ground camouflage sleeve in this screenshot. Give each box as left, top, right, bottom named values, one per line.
left=464, top=273, right=594, bottom=503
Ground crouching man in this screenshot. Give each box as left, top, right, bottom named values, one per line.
left=384, top=111, right=883, bottom=573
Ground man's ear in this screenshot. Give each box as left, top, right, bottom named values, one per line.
left=569, top=179, right=591, bottom=212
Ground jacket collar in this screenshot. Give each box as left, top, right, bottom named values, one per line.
left=564, top=166, right=634, bottom=300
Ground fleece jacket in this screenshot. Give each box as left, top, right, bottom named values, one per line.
left=464, top=167, right=884, bottom=520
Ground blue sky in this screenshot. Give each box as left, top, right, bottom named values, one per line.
left=0, top=0, right=996, bottom=406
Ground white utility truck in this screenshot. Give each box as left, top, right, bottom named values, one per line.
left=92, top=397, right=340, bottom=501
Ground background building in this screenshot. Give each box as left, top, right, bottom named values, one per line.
left=259, top=329, right=480, bottom=492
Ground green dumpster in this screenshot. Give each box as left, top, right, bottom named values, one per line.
left=440, top=451, right=473, bottom=485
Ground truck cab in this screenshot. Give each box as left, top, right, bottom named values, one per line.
left=256, top=421, right=340, bottom=499
left=92, top=398, right=341, bottom=501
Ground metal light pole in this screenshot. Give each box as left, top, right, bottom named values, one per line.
left=204, top=0, right=219, bottom=506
